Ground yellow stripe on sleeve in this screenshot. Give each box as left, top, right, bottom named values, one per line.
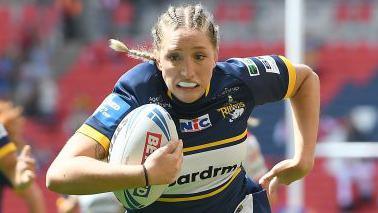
left=279, top=56, right=297, bottom=99
left=157, top=167, right=241, bottom=202
left=77, top=124, right=110, bottom=151
left=0, top=143, right=17, bottom=159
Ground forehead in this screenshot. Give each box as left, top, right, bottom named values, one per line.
left=160, top=28, right=213, bottom=51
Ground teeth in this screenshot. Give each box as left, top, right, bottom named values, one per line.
left=178, top=82, right=198, bottom=88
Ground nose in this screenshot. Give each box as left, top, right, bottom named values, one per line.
left=181, top=59, right=195, bottom=79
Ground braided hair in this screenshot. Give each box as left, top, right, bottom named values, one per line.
left=109, top=4, right=219, bottom=61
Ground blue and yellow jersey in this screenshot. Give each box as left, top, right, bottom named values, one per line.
left=78, top=55, right=296, bottom=212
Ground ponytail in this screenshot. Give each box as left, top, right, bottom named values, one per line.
left=108, top=39, right=155, bottom=61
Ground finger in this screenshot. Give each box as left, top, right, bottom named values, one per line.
left=23, top=170, right=35, bottom=180
left=259, top=170, right=274, bottom=186
left=20, top=170, right=35, bottom=185
left=176, top=141, right=184, bottom=164
left=268, top=176, right=279, bottom=196
left=20, top=145, right=32, bottom=157
left=264, top=176, right=278, bottom=205
left=163, top=140, right=179, bottom=154
left=20, top=157, right=36, bottom=168
left=173, top=139, right=183, bottom=155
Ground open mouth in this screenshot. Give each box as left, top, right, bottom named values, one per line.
left=177, top=82, right=199, bottom=88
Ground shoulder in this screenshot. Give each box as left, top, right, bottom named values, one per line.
left=113, top=61, right=164, bottom=104
left=215, top=59, right=245, bottom=76
left=215, top=55, right=294, bottom=83
left=114, top=61, right=163, bottom=94
left=217, top=56, right=287, bottom=74
left=116, top=61, right=159, bottom=87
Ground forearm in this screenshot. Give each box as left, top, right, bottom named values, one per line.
left=289, top=70, right=320, bottom=175
left=46, top=156, right=146, bottom=194
left=16, top=182, right=46, bottom=213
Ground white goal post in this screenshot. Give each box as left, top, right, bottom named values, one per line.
left=316, top=142, right=378, bottom=158
left=285, top=0, right=305, bottom=211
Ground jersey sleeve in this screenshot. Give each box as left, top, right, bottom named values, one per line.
left=0, top=124, right=17, bottom=159
left=226, top=55, right=296, bottom=105
left=76, top=78, right=139, bottom=152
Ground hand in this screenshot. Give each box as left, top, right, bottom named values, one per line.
left=15, top=145, right=36, bottom=190
left=56, top=196, right=79, bottom=213
left=259, top=176, right=279, bottom=205
left=143, top=139, right=183, bottom=185
left=259, top=159, right=305, bottom=203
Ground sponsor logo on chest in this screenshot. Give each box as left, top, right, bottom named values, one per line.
left=217, top=95, right=245, bottom=122
left=169, top=164, right=238, bottom=187
left=179, top=114, right=212, bottom=132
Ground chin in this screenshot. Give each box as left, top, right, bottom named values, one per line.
left=176, top=94, right=201, bottom=103
left=173, top=88, right=205, bottom=103
left=178, top=97, right=197, bottom=103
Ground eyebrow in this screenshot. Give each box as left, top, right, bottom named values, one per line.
left=192, top=46, right=207, bottom=50
left=167, top=46, right=207, bottom=51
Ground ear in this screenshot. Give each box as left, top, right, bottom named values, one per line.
left=154, top=50, right=163, bottom=72
left=213, top=51, right=218, bottom=68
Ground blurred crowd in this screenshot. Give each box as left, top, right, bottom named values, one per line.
left=320, top=106, right=378, bottom=212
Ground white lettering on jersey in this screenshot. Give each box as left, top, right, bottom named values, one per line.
left=256, top=56, right=280, bottom=74
left=92, top=94, right=131, bottom=124
left=179, top=114, right=212, bottom=132
left=169, top=164, right=239, bottom=186
left=163, top=141, right=246, bottom=195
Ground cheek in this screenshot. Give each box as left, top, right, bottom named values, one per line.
left=159, top=59, right=177, bottom=73
left=201, top=64, right=214, bottom=81
left=161, top=68, right=178, bottom=84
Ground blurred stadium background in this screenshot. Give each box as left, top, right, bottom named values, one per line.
left=1, top=0, right=378, bottom=212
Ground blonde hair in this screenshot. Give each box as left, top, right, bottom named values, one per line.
left=109, top=4, right=219, bottom=61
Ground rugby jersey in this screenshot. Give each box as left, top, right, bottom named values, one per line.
left=78, top=55, right=296, bottom=212
left=0, top=123, right=17, bottom=212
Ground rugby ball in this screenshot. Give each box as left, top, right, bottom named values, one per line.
left=108, top=104, right=178, bottom=210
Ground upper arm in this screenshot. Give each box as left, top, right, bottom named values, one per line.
left=53, top=132, right=107, bottom=163
left=224, top=55, right=296, bottom=105
left=290, top=64, right=317, bottom=98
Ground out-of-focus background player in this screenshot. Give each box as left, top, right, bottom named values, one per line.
left=0, top=101, right=46, bottom=213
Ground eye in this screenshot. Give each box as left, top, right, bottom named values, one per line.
left=194, top=53, right=206, bottom=61
left=167, top=53, right=181, bottom=62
